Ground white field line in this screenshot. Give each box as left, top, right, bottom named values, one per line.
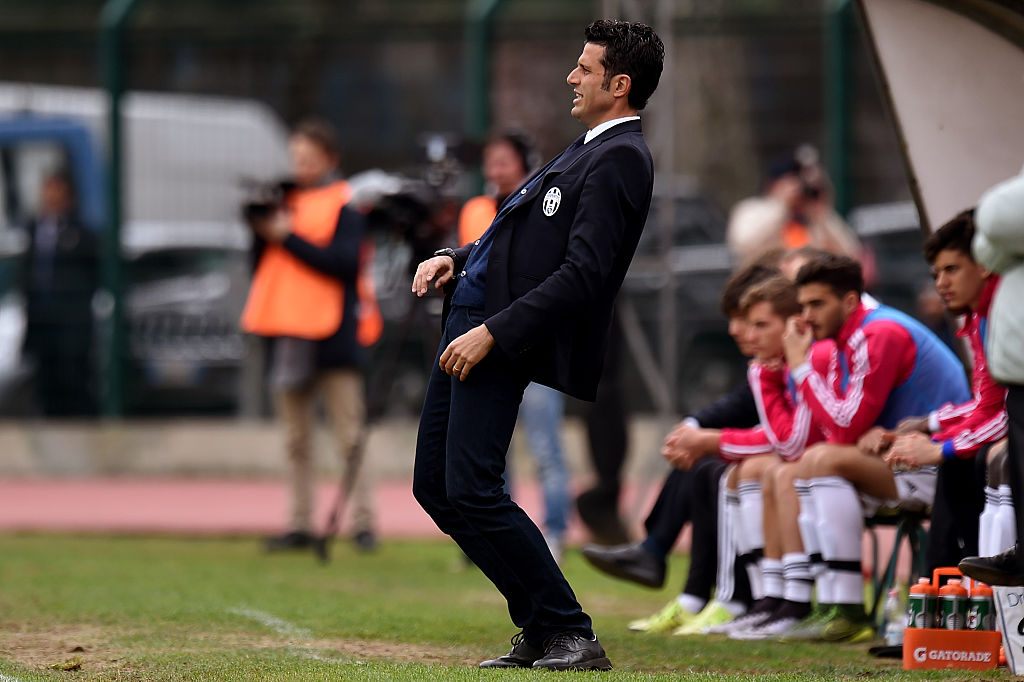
left=226, top=606, right=312, bottom=640
left=0, top=674, right=25, bottom=682
left=298, top=650, right=353, bottom=665
left=226, top=606, right=354, bottom=665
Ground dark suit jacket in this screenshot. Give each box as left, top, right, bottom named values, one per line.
left=448, top=119, right=654, bottom=401
left=691, top=380, right=759, bottom=430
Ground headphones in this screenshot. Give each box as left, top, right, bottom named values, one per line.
left=490, top=130, right=540, bottom=175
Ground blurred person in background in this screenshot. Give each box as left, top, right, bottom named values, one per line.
left=727, top=144, right=868, bottom=280
left=458, top=130, right=571, bottom=562
left=576, top=307, right=632, bottom=546
left=960, top=164, right=1024, bottom=585
left=241, top=118, right=382, bottom=553
left=23, top=170, right=97, bottom=416
left=915, top=281, right=958, bottom=352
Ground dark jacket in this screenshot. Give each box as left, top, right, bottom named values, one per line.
left=281, top=205, right=366, bottom=368
left=691, top=380, right=759, bottom=430
left=24, top=214, right=97, bottom=346
left=447, top=120, right=654, bottom=401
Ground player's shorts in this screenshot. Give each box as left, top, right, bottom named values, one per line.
left=860, top=466, right=937, bottom=516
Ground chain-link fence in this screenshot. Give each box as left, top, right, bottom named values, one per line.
left=0, top=1, right=923, bottom=418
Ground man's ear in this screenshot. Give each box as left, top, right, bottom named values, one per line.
left=842, top=290, right=860, bottom=314
left=610, top=74, right=631, bottom=100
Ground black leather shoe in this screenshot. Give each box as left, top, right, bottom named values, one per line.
left=264, top=530, right=315, bottom=552
left=353, top=530, right=378, bottom=553
left=960, top=544, right=1024, bottom=586
left=576, top=489, right=629, bottom=546
left=581, top=542, right=666, bottom=588
left=532, top=632, right=612, bottom=671
left=479, top=632, right=543, bottom=668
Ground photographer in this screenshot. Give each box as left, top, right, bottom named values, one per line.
left=241, top=118, right=381, bottom=552
left=726, top=145, right=863, bottom=273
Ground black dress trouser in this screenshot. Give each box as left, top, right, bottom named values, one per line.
left=1005, top=385, right=1024, bottom=569
left=412, top=306, right=592, bottom=646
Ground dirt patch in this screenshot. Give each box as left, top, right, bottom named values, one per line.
left=0, top=623, right=120, bottom=673
left=206, top=631, right=478, bottom=667
left=304, top=637, right=478, bottom=666
left=0, top=623, right=478, bottom=673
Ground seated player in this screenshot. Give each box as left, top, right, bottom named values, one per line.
left=663, top=276, right=829, bottom=639
left=581, top=264, right=780, bottom=634
left=881, top=211, right=1006, bottom=572
left=774, top=254, right=970, bottom=642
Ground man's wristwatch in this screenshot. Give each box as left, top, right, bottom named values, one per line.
left=433, top=247, right=457, bottom=263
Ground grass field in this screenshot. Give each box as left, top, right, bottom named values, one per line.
left=0, top=533, right=1014, bottom=681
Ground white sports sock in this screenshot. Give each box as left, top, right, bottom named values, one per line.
left=979, top=486, right=999, bottom=556
left=782, top=552, right=814, bottom=604
left=816, top=567, right=835, bottom=605
left=717, top=599, right=747, bottom=617
left=761, top=557, right=784, bottom=600
left=716, top=478, right=737, bottom=602
left=734, top=481, right=765, bottom=600
left=738, top=480, right=765, bottom=552
left=811, top=476, right=864, bottom=605
left=795, top=478, right=828, bottom=602
left=678, top=592, right=707, bottom=614
left=727, top=485, right=763, bottom=600
left=795, top=479, right=822, bottom=563
left=996, top=484, right=1018, bottom=552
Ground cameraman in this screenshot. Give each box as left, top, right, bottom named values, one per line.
left=241, top=118, right=380, bottom=552
left=725, top=145, right=864, bottom=273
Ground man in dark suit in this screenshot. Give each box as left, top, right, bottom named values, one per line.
left=23, top=171, right=97, bottom=416
left=411, top=20, right=664, bottom=672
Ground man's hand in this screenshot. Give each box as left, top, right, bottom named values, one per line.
left=439, top=324, right=495, bottom=381
left=252, top=209, right=292, bottom=243
left=783, top=316, right=813, bottom=369
left=885, top=432, right=943, bottom=469
left=895, top=416, right=930, bottom=434
left=857, top=426, right=895, bottom=455
left=412, top=255, right=455, bottom=297
left=661, top=424, right=718, bottom=471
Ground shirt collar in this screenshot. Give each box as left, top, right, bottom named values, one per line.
left=836, top=301, right=870, bottom=350
left=957, top=275, right=1000, bottom=339
left=584, top=115, right=640, bottom=144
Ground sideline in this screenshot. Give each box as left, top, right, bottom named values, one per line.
left=226, top=605, right=364, bottom=666
left=226, top=606, right=312, bottom=640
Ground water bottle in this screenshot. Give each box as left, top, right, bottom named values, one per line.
left=884, top=588, right=904, bottom=645
left=939, top=578, right=968, bottom=630
left=908, top=577, right=937, bottom=628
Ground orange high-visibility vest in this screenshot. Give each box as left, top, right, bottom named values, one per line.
left=457, top=195, right=497, bottom=246
left=241, top=180, right=381, bottom=346
left=356, top=240, right=383, bottom=347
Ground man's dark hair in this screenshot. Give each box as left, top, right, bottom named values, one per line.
left=794, top=253, right=864, bottom=298
left=923, top=208, right=976, bottom=265
left=488, top=130, right=538, bottom=175
left=584, top=20, right=664, bottom=110
left=720, top=263, right=781, bottom=317
left=740, top=276, right=801, bottom=319
left=292, top=117, right=341, bottom=160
